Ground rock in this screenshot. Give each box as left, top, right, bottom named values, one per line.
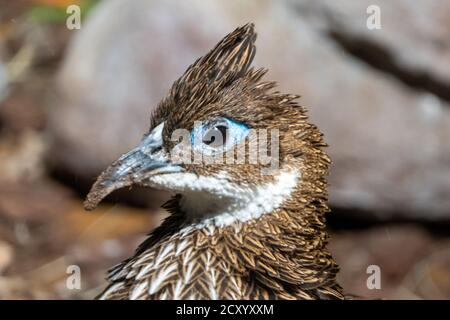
left=292, top=0, right=450, bottom=87
left=48, top=0, right=450, bottom=219
left=286, top=0, right=450, bottom=219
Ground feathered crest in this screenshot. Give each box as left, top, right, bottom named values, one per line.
left=151, top=23, right=257, bottom=130
left=177, top=23, right=256, bottom=90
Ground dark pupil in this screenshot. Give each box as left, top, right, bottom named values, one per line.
left=203, top=125, right=228, bottom=147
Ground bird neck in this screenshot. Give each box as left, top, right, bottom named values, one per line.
left=177, top=169, right=300, bottom=229
left=168, top=177, right=340, bottom=296
left=167, top=164, right=333, bottom=259
left=106, top=171, right=342, bottom=299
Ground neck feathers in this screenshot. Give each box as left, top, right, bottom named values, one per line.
left=100, top=159, right=343, bottom=300
left=178, top=169, right=300, bottom=229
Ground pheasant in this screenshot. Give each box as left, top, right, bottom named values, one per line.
left=84, top=23, right=344, bottom=300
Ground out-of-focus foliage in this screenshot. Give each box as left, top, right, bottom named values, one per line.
left=27, top=0, right=99, bottom=23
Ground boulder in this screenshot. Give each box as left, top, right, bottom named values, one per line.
left=48, top=0, right=450, bottom=219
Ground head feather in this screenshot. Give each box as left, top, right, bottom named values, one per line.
left=151, top=23, right=257, bottom=131
left=177, top=23, right=256, bottom=90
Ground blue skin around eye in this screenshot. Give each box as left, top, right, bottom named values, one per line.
left=228, top=120, right=250, bottom=144
left=191, top=118, right=249, bottom=148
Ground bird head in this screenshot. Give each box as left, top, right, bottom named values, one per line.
left=84, top=24, right=330, bottom=228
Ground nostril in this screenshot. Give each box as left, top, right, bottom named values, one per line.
left=152, top=145, right=162, bottom=153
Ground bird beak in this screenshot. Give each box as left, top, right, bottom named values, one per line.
left=83, top=122, right=183, bottom=211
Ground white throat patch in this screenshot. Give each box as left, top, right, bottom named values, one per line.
left=148, top=169, right=299, bottom=228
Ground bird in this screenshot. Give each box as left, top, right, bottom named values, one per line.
left=84, top=23, right=344, bottom=300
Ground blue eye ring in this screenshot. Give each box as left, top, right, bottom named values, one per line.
left=191, top=117, right=249, bottom=154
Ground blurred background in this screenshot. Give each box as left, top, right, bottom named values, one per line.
left=0, top=0, right=449, bottom=299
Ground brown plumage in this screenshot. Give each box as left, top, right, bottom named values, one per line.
left=84, top=23, right=344, bottom=300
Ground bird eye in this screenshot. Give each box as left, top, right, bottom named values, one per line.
left=202, top=124, right=228, bottom=148
left=191, top=118, right=249, bottom=155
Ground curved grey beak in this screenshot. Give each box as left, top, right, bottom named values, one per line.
left=84, top=122, right=183, bottom=210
